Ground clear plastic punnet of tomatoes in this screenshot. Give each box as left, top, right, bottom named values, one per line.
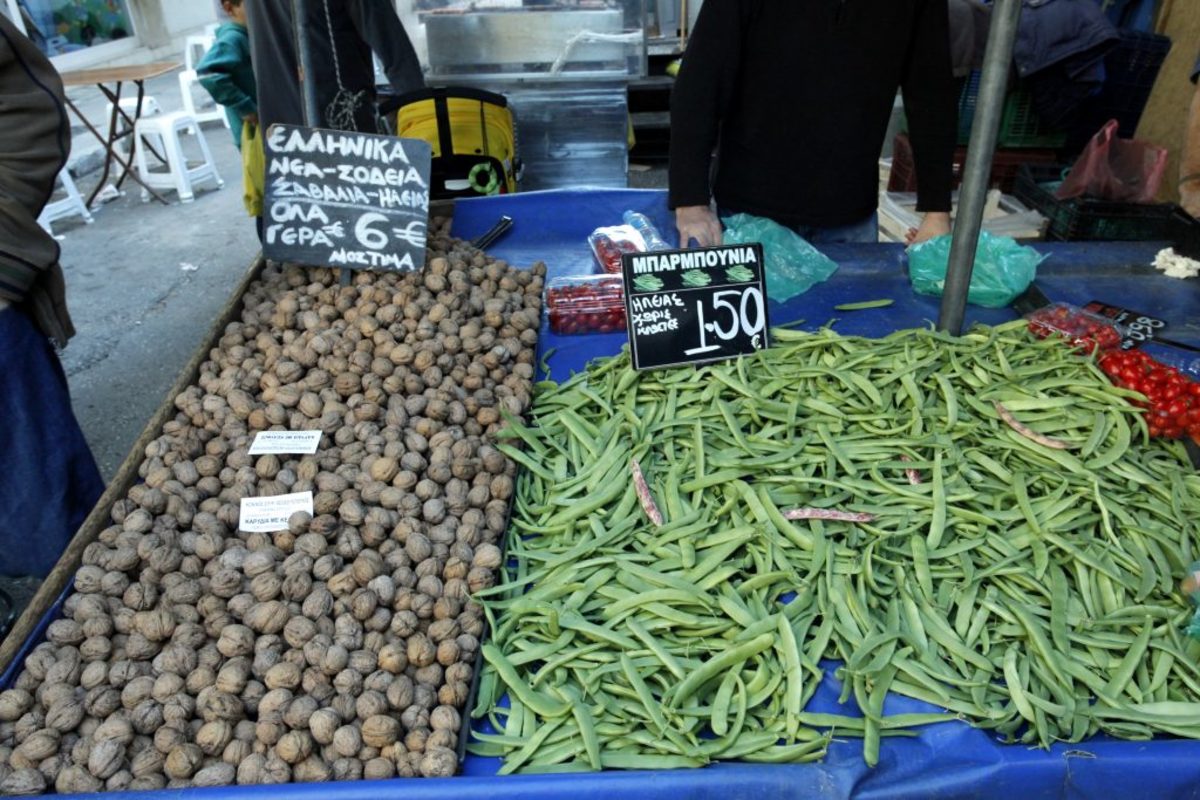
left=1025, top=303, right=1200, bottom=442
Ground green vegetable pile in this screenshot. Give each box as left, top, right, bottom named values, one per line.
left=681, top=269, right=713, bottom=288
left=470, top=322, right=1200, bottom=773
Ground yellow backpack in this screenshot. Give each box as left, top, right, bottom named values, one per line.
left=385, top=87, right=518, bottom=199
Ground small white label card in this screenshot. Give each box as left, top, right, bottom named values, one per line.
left=239, top=492, right=314, bottom=532
left=248, top=430, right=323, bottom=455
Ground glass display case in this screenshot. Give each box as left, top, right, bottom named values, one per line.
left=397, top=0, right=647, bottom=83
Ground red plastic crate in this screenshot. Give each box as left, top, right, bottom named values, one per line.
left=887, top=132, right=1059, bottom=195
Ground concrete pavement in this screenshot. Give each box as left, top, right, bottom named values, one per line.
left=52, top=69, right=259, bottom=481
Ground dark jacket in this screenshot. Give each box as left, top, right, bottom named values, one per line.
left=1014, top=0, right=1118, bottom=127
left=0, top=14, right=74, bottom=347
left=196, top=21, right=257, bottom=148
left=1013, top=0, right=1117, bottom=80
left=669, top=0, right=956, bottom=229
left=245, top=0, right=424, bottom=133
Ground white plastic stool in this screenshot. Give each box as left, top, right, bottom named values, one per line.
left=133, top=111, right=224, bottom=203
left=104, top=95, right=163, bottom=159
left=179, top=69, right=228, bottom=128
left=184, top=34, right=214, bottom=71
left=38, top=168, right=93, bottom=232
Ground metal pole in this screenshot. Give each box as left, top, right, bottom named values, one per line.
left=292, top=0, right=321, bottom=128
left=292, top=0, right=351, bottom=283
left=937, top=0, right=1022, bottom=335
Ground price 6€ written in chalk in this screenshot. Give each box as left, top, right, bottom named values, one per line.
left=354, top=212, right=426, bottom=250
left=685, top=286, right=767, bottom=356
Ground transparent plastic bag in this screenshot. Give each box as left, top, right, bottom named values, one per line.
left=908, top=231, right=1044, bottom=308
left=721, top=213, right=838, bottom=302
left=1055, top=119, right=1168, bottom=204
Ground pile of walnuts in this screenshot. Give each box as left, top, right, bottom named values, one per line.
left=0, top=224, right=545, bottom=794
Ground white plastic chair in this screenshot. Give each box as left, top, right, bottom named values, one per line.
left=184, top=34, right=215, bottom=71
left=133, top=111, right=224, bottom=203
left=38, top=168, right=93, bottom=231
left=179, top=69, right=229, bottom=128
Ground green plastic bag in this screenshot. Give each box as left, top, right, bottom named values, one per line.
left=908, top=231, right=1045, bottom=308
left=722, top=213, right=838, bottom=303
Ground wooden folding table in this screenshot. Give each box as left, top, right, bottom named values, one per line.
left=57, top=62, right=182, bottom=206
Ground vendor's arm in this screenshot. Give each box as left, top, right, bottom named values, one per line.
left=901, top=0, right=956, bottom=243
left=196, top=32, right=257, bottom=122
left=348, top=0, right=424, bottom=95
left=668, top=0, right=746, bottom=247
left=1181, top=53, right=1200, bottom=219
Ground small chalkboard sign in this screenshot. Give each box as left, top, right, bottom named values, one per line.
left=622, top=243, right=770, bottom=371
left=263, top=124, right=433, bottom=272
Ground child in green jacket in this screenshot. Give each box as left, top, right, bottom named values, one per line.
left=196, top=0, right=264, bottom=230
left=196, top=0, right=257, bottom=147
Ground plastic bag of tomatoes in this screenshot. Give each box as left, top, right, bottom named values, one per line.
left=545, top=275, right=627, bottom=335
left=588, top=226, right=647, bottom=274
left=1026, top=303, right=1124, bottom=353
left=1098, top=349, right=1200, bottom=441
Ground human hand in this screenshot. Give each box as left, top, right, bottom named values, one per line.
left=243, top=111, right=259, bottom=128
left=675, top=205, right=722, bottom=248
left=906, top=212, right=951, bottom=245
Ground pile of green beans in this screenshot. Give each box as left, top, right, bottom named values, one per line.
left=469, top=322, right=1200, bottom=773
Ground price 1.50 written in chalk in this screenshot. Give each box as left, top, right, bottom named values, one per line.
left=685, top=287, right=766, bottom=356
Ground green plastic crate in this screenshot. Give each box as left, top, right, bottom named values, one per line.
left=901, top=72, right=1068, bottom=149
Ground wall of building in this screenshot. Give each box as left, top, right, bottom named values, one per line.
left=1136, top=0, right=1200, bottom=202
left=163, top=0, right=218, bottom=36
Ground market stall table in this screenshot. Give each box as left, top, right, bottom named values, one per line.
left=3, top=189, right=1199, bottom=800
left=57, top=62, right=180, bottom=207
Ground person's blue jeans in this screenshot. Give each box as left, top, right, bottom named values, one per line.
left=792, top=212, right=879, bottom=244
left=0, top=307, right=104, bottom=577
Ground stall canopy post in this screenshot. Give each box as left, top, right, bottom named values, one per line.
left=292, top=0, right=352, bottom=285
left=936, top=0, right=1022, bottom=335
left=292, top=0, right=321, bottom=128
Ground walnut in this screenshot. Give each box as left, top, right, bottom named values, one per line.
left=86, top=738, right=126, bottom=779
left=193, top=762, right=236, bottom=786
left=275, top=731, right=313, bottom=764
left=332, top=725, right=361, bottom=758
left=1, top=768, right=46, bottom=795
left=309, top=709, right=340, bottom=745
left=361, top=715, right=400, bottom=748
left=197, top=720, right=234, bottom=756
left=164, top=743, right=203, bottom=779
left=264, top=661, right=302, bottom=691
left=244, top=601, right=289, bottom=634
left=217, top=625, right=255, bottom=657
left=130, top=746, right=165, bottom=778
left=44, top=696, right=85, bottom=733
left=292, top=754, right=332, bottom=782
left=55, top=765, right=102, bottom=794
left=15, top=730, right=59, bottom=764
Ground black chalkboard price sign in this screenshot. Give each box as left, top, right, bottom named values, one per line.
left=262, top=125, right=433, bottom=272
left=622, top=243, right=770, bottom=371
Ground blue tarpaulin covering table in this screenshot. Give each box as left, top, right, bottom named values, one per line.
left=7, top=189, right=1200, bottom=800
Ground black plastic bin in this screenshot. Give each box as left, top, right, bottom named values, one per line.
left=1013, top=164, right=1198, bottom=242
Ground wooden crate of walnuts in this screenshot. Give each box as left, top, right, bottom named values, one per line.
left=0, top=218, right=545, bottom=794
